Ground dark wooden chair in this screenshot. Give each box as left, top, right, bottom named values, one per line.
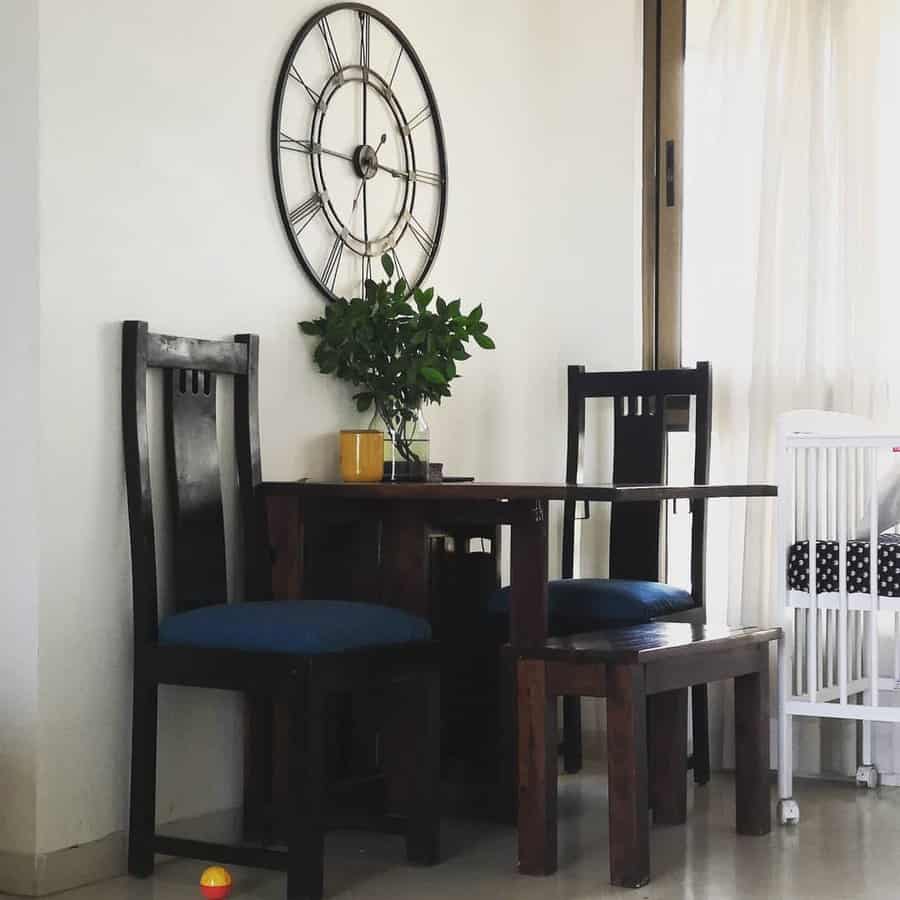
left=558, top=363, right=712, bottom=780
left=490, top=363, right=712, bottom=780
left=122, top=321, right=440, bottom=900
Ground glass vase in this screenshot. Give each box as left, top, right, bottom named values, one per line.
left=372, top=405, right=430, bottom=482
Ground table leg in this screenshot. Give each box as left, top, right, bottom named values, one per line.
left=648, top=687, right=688, bottom=826
left=380, top=503, right=431, bottom=813
left=734, top=646, right=771, bottom=836
left=264, top=494, right=304, bottom=599
left=509, top=500, right=550, bottom=645
left=606, top=664, right=650, bottom=888
left=381, top=502, right=431, bottom=617
left=517, top=659, right=558, bottom=876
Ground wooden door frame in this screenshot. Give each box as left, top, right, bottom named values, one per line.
left=642, top=0, right=686, bottom=372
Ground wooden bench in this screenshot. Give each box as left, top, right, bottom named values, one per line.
left=514, top=623, right=781, bottom=888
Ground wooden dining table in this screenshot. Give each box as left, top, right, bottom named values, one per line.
left=253, top=479, right=776, bottom=823
left=260, top=479, right=776, bottom=643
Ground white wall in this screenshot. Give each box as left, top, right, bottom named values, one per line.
left=34, top=0, right=641, bottom=856
left=0, top=0, right=40, bottom=860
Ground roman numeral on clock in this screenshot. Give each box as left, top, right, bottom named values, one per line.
left=288, top=194, right=323, bottom=234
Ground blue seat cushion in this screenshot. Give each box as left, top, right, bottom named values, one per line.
left=488, top=579, right=694, bottom=629
left=158, top=600, right=431, bottom=656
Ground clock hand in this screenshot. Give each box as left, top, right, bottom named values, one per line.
left=349, top=178, right=365, bottom=218
left=318, top=145, right=355, bottom=164
left=279, top=134, right=356, bottom=165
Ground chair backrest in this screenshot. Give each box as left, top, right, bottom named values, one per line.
left=122, top=321, right=265, bottom=650
left=561, top=362, right=712, bottom=607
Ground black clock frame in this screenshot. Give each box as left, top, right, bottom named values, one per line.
left=271, top=2, right=448, bottom=302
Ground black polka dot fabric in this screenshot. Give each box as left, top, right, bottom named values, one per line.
left=788, top=535, right=900, bottom=596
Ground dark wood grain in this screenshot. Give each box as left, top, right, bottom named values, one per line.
left=266, top=495, right=304, bottom=600
left=648, top=688, right=688, bottom=825
left=606, top=663, right=650, bottom=888
left=146, top=331, right=249, bottom=374
left=509, top=500, right=550, bottom=646
left=234, top=333, right=268, bottom=601
left=516, top=659, right=558, bottom=876
left=122, top=323, right=441, bottom=900
left=735, top=644, right=771, bottom=836
left=381, top=502, right=431, bottom=617
left=405, top=667, right=441, bottom=865
left=513, top=624, right=779, bottom=888
left=288, top=677, right=325, bottom=900
left=164, top=367, right=227, bottom=611
left=527, top=623, right=781, bottom=666
left=260, top=480, right=776, bottom=503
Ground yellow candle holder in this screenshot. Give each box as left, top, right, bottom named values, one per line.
left=339, top=429, right=383, bottom=482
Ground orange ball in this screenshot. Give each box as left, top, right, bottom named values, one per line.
left=199, top=866, right=232, bottom=899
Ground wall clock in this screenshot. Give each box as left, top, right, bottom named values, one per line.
left=271, top=3, right=448, bottom=302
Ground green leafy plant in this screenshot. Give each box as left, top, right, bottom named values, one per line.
left=299, top=254, right=494, bottom=465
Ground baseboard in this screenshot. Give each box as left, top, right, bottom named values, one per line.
left=0, top=849, right=39, bottom=897
left=0, top=809, right=239, bottom=897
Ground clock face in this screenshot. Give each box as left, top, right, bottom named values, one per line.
left=272, top=3, right=448, bottom=302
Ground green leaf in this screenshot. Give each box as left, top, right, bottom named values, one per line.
left=451, top=347, right=471, bottom=361
left=473, top=333, right=495, bottom=350
left=299, top=320, right=321, bottom=335
left=448, top=299, right=461, bottom=317
left=420, top=366, right=447, bottom=384
left=381, top=253, right=394, bottom=279
left=436, top=296, right=447, bottom=317
left=469, top=303, right=483, bottom=322
left=354, top=393, right=373, bottom=412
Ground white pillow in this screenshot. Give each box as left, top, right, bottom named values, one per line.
left=857, top=454, right=900, bottom=540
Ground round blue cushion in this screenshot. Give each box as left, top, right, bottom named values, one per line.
left=158, top=600, right=431, bottom=656
left=488, top=578, right=693, bottom=628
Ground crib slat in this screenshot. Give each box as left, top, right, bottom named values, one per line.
left=894, top=613, right=900, bottom=686
left=868, top=449, right=879, bottom=707
left=838, top=447, right=849, bottom=704
left=808, top=447, right=819, bottom=702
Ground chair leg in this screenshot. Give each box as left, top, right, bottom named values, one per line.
left=406, top=668, right=441, bottom=865
left=243, top=695, right=272, bottom=843
left=648, top=688, right=688, bottom=825
left=562, top=696, right=583, bottom=774
left=128, top=679, right=158, bottom=878
left=287, top=680, right=326, bottom=900
left=691, top=683, right=710, bottom=785
left=498, top=651, right=518, bottom=824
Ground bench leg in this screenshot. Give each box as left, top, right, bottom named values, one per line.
left=648, top=687, right=688, bottom=825
left=606, top=664, right=650, bottom=888
left=734, top=648, right=771, bottom=836
left=517, top=659, right=558, bottom=876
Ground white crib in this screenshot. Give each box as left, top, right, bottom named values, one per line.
left=776, top=410, right=900, bottom=825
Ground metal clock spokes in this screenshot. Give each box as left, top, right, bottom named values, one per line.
left=271, top=3, right=447, bottom=302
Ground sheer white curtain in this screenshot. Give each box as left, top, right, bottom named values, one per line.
left=682, top=0, right=900, bottom=770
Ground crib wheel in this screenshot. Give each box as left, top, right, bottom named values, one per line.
left=777, top=799, right=800, bottom=826
left=856, top=765, right=879, bottom=789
